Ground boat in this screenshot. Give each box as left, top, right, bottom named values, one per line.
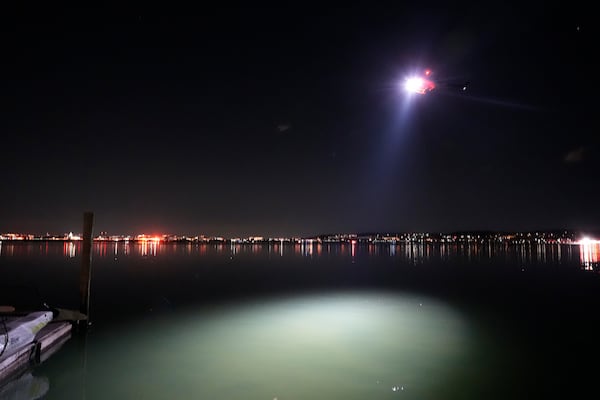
left=1, top=302, right=86, bottom=385
left=0, top=310, right=54, bottom=361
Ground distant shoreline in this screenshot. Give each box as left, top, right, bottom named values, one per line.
left=0, top=236, right=584, bottom=245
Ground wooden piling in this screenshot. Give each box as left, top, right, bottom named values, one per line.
left=79, top=212, right=94, bottom=324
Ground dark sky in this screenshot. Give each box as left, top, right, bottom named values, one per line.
left=1, top=4, right=598, bottom=237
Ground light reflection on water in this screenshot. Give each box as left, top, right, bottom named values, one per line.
left=3, top=241, right=600, bottom=398
left=33, top=293, right=488, bottom=400
left=0, top=372, right=49, bottom=399
left=580, top=241, right=600, bottom=270
left=0, top=241, right=596, bottom=270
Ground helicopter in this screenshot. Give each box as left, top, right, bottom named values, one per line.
left=403, top=69, right=469, bottom=95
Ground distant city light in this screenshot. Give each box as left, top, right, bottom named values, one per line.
left=0, top=230, right=585, bottom=247
left=137, top=235, right=162, bottom=242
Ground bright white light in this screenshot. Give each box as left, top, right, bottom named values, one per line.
left=403, top=76, right=435, bottom=95
left=404, top=77, right=425, bottom=94
left=578, top=237, right=600, bottom=245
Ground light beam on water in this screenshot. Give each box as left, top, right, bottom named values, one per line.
left=38, top=292, right=490, bottom=399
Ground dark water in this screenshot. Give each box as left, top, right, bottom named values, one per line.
left=1, top=241, right=600, bottom=399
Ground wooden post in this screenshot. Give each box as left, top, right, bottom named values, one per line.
left=79, top=212, right=94, bottom=324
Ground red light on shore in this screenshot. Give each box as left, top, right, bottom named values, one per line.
left=138, top=235, right=162, bottom=242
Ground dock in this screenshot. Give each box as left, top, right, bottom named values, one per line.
left=0, top=321, right=72, bottom=383
left=1, top=213, right=91, bottom=388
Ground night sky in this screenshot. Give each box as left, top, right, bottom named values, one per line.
left=1, top=4, right=597, bottom=237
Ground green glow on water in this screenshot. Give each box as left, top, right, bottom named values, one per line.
left=35, top=292, right=497, bottom=399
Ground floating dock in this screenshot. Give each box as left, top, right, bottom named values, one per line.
left=0, top=321, right=71, bottom=383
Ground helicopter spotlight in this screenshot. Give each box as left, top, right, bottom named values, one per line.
left=403, top=69, right=468, bottom=95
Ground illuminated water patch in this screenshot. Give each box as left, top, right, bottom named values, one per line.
left=43, top=292, right=487, bottom=399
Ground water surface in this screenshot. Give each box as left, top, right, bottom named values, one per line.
left=1, top=241, right=599, bottom=399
